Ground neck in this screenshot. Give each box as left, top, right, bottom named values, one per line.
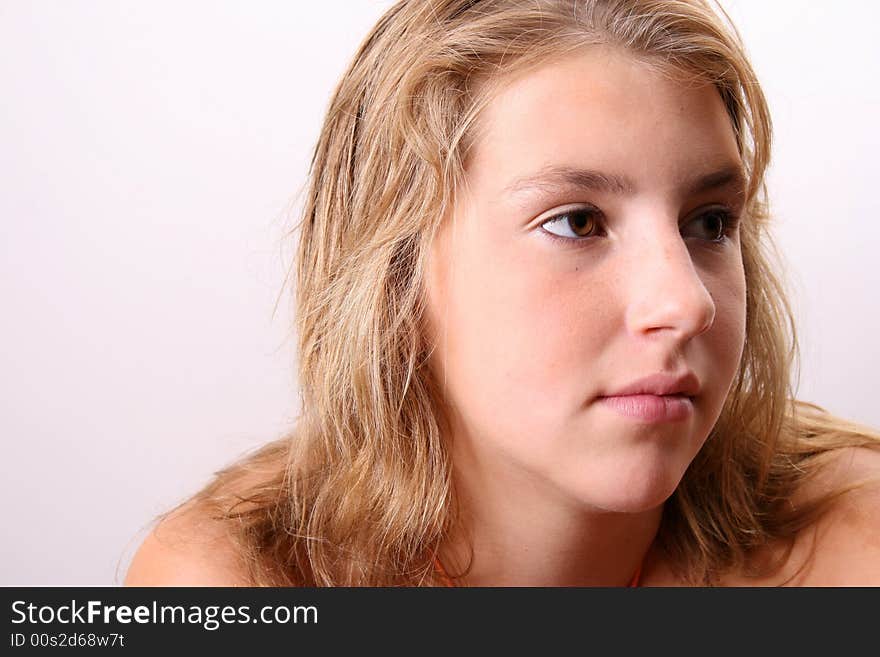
left=441, top=439, right=664, bottom=587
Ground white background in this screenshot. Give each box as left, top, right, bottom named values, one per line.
left=2, top=1, right=878, bottom=585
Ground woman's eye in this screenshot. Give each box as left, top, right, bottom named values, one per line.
left=537, top=205, right=740, bottom=246
left=540, top=207, right=604, bottom=241
left=685, top=206, right=739, bottom=242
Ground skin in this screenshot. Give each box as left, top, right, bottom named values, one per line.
left=425, top=47, right=748, bottom=585
left=122, top=47, right=880, bottom=589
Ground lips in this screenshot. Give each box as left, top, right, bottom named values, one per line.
left=598, top=393, right=694, bottom=422
left=596, top=371, right=700, bottom=423
left=601, top=371, right=700, bottom=399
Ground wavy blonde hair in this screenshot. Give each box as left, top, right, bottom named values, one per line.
left=177, top=0, right=880, bottom=586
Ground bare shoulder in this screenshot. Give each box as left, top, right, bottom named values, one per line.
left=124, top=439, right=294, bottom=587
left=790, top=446, right=880, bottom=585
left=123, top=500, right=250, bottom=587
left=646, top=446, right=880, bottom=587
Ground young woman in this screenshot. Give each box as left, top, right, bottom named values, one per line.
left=124, top=0, right=880, bottom=587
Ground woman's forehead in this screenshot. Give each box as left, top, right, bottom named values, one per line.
left=463, top=48, right=742, bottom=196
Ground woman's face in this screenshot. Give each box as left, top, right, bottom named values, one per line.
left=425, top=47, right=747, bottom=513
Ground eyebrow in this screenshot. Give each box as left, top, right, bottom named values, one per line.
left=503, top=163, right=747, bottom=199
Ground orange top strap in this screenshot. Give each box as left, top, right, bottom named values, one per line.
left=433, top=555, right=456, bottom=587
left=627, top=561, right=642, bottom=587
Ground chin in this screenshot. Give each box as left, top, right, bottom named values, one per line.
left=591, top=484, right=678, bottom=515
left=572, top=453, right=690, bottom=514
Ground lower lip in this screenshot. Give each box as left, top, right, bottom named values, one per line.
left=598, top=394, right=694, bottom=422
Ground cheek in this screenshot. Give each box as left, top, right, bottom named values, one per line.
left=713, top=260, right=747, bottom=356
left=701, top=260, right=747, bottom=406
left=429, top=232, right=605, bottom=428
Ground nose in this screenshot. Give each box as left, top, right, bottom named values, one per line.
left=624, top=226, right=716, bottom=343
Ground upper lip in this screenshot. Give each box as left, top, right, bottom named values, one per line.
left=601, top=371, right=701, bottom=398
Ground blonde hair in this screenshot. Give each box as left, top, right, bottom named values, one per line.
left=178, top=0, right=880, bottom=586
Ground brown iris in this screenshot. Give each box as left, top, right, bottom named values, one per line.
left=566, top=209, right=599, bottom=237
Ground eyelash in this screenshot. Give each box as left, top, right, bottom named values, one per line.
left=539, top=205, right=741, bottom=248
